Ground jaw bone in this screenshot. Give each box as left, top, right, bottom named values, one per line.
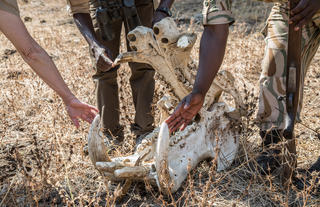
left=88, top=17, right=245, bottom=194
left=156, top=102, right=240, bottom=193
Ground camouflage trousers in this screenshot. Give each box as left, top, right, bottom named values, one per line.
left=257, top=3, right=320, bottom=131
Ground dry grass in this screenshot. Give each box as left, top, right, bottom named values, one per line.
left=0, top=0, right=320, bottom=206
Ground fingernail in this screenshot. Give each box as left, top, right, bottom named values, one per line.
left=289, top=21, right=293, bottom=24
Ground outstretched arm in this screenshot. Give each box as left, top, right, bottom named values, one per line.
left=166, top=24, right=229, bottom=132
left=152, top=0, right=175, bottom=25
left=73, top=13, right=114, bottom=71
left=0, top=10, right=98, bottom=127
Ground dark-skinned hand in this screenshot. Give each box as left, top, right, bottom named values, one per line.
left=166, top=92, right=204, bottom=133
left=91, top=43, right=114, bottom=72
left=290, top=0, right=320, bottom=31
left=152, top=11, right=169, bottom=26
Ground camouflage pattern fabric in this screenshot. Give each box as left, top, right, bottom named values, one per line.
left=202, top=0, right=320, bottom=27
left=203, top=1, right=320, bottom=131
left=257, top=3, right=320, bottom=130
left=202, top=0, right=234, bottom=25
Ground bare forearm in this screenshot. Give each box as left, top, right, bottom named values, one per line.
left=73, top=13, right=99, bottom=47
left=73, top=13, right=113, bottom=71
left=0, top=11, right=75, bottom=104
left=158, top=0, right=175, bottom=8
left=21, top=44, right=75, bottom=103
left=192, top=24, right=229, bottom=96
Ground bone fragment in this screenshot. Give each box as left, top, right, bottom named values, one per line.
left=95, top=162, right=125, bottom=173
left=114, top=166, right=149, bottom=179
left=88, top=115, right=111, bottom=165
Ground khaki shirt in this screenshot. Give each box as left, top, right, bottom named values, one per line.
left=67, top=0, right=157, bottom=15
left=202, top=0, right=234, bottom=25
left=203, top=0, right=320, bottom=27
left=0, top=0, right=19, bottom=16
left=67, top=0, right=89, bottom=15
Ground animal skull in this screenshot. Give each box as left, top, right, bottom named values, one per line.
left=88, top=18, right=245, bottom=194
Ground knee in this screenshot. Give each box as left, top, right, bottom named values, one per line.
left=261, top=47, right=286, bottom=78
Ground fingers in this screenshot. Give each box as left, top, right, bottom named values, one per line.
left=166, top=106, right=182, bottom=125
left=290, top=6, right=311, bottom=27
left=96, top=51, right=114, bottom=72
left=97, top=59, right=113, bottom=72
left=165, top=99, right=186, bottom=124
left=88, top=104, right=99, bottom=113
left=165, top=93, right=203, bottom=133
left=81, top=111, right=95, bottom=124
left=180, top=120, right=191, bottom=131
left=166, top=95, right=196, bottom=133
left=296, top=11, right=315, bottom=30
left=71, top=118, right=80, bottom=128
left=172, top=118, right=189, bottom=133
left=168, top=116, right=183, bottom=132
left=101, top=52, right=113, bottom=65
left=169, top=118, right=191, bottom=133
left=291, top=0, right=308, bottom=15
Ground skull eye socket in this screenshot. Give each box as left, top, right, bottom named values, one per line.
left=153, top=27, right=160, bottom=35
left=128, top=34, right=136, bottom=42
left=195, top=114, right=201, bottom=122
left=161, top=38, right=169, bottom=44
left=131, top=46, right=138, bottom=51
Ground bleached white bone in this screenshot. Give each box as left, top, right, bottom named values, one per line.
left=155, top=103, right=239, bottom=193
left=88, top=17, right=245, bottom=194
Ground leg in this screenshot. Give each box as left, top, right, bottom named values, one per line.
left=255, top=3, right=320, bottom=174
left=258, top=4, right=320, bottom=131
left=257, top=4, right=289, bottom=132
left=125, top=0, right=156, bottom=136
left=90, top=6, right=124, bottom=138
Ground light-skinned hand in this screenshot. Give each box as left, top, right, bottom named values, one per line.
left=65, top=97, right=99, bottom=128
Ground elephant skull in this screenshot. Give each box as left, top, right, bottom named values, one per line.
left=87, top=17, right=245, bottom=194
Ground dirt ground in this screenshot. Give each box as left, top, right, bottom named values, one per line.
left=1, top=0, right=320, bottom=206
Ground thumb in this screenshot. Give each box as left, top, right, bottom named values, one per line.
left=183, top=95, right=192, bottom=109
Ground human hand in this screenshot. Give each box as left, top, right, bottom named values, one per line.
left=165, top=92, right=204, bottom=133
left=152, top=10, right=169, bottom=26
left=290, top=0, right=320, bottom=31
left=91, top=43, right=114, bottom=72
left=64, top=97, right=99, bottom=128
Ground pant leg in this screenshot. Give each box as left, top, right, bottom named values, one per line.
left=257, top=3, right=320, bottom=131
left=125, top=0, right=156, bottom=135
left=89, top=2, right=124, bottom=135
